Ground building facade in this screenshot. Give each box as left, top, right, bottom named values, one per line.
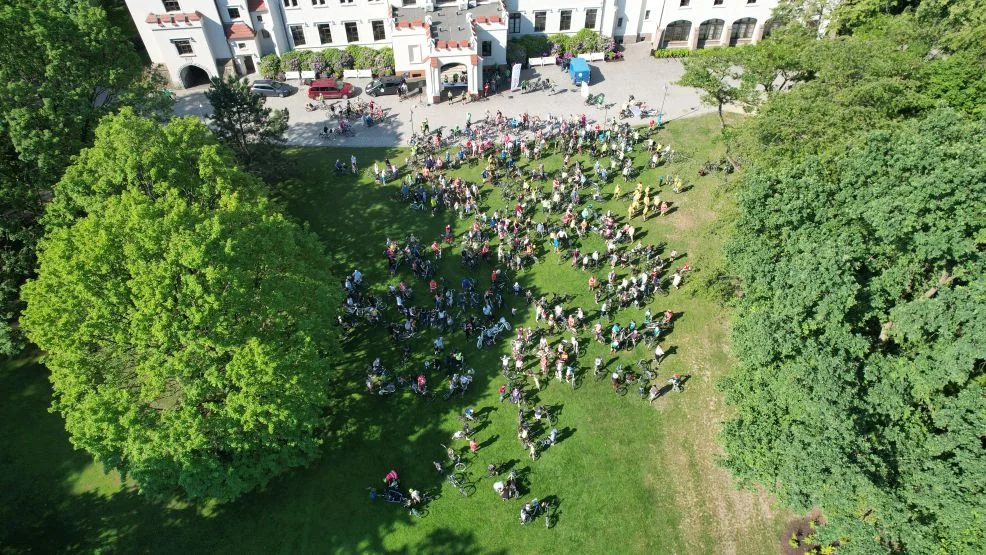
left=127, top=0, right=777, bottom=95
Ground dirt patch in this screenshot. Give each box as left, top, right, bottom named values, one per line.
left=779, top=510, right=833, bottom=555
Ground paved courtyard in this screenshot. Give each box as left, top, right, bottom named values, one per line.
left=174, top=42, right=711, bottom=147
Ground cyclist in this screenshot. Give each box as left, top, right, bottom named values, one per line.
left=384, top=470, right=399, bottom=490
left=408, top=489, right=422, bottom=506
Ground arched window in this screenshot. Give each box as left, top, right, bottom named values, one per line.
left=697, top=19, right=724, bottom=42
left=731, top=18, right=757, bottom=40
left=663, top=20, right=691, bottom=43
left=762, top=19, right=783, bottom=38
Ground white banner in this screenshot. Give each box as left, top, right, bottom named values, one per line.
left=510, top=63, right=521, bottom=91
left=581, top=81, right=589, bottom=99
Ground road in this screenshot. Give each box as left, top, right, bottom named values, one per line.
left=173, top=42, right=713, bottom=147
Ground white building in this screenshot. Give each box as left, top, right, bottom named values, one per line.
left=127, top=0, right=777, bottom=97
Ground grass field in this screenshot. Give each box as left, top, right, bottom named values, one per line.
left=0, top=113, right=788, bottom=554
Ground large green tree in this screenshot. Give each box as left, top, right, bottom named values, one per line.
left=0, top=0, right=171, bottom=355
left=721, top=109, right=986, bottom=553
left=22, top=110, right=341, bottom=501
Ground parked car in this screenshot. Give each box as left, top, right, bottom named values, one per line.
left=308, top=78, right=354, bottom=99
left=366, top=76, right=403, bottom=97
left=250, top=79, right=295, bottom=97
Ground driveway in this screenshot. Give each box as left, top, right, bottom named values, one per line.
left=173, top=42, right=712, bottom=148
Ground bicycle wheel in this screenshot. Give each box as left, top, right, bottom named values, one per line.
left=454, top=461, right=466, bottom=472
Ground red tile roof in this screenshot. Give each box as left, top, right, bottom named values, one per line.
left=145, top=11, right=202, bottom=25
left=248, top=0, right=268, bottom=12
left=225, top=22, right=255, bottom=40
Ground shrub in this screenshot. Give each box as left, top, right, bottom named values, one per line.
left=507, top=35, right=552, bottom=65
left=569, top=28, right=606, bottom=54
left=259, top=53, right=281, bottom=78
left=653, top=48, right=693, bottom=59
left=281, top=50, right=303, bottom=72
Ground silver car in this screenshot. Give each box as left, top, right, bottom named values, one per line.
left=250, top=79, right=295, bottom=97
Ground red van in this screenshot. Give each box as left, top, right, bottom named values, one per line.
left=308, top=78, right=354, bottom=99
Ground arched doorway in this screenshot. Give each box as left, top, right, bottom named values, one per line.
left=697, top=19, right=724, bottom=48
left=662, top=20, right=692, bottom=48
left=179, top=64, right=211, bottom=88
left=730, top=18, right=757, bottom=46
left=440, top=62, right=468, bottom=101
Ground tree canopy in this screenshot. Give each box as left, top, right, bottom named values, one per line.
left=0, top=0, right=170, bottom=355
left=722, top=108, right=986, bottom=553
left=22, top=110, right=341, bottom=501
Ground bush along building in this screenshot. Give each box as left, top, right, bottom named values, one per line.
left=127, top=0, right=778, bottom=101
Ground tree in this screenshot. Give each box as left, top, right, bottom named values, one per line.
left=0, top=0, right=171, bottom=355
left=21, top=110, right=341, bottom=502
left=721, top=109, right=986, bottom=553
left=205, top=75, right=289, bottom=171
left=735, top=25, right=815, bottom=95
left=770, top=0, right=842, bottom=37
left=677, top=50, right=747, bottom=129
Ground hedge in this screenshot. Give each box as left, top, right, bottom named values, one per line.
left=260, top=46, right=395, bottom=79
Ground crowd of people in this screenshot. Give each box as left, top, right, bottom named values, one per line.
left=351, top=107, right=692, bottom=524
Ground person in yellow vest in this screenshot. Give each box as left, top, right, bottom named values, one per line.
left=613, top=181, right=622, bottom=201
left=641, top=202, right=650, bottom=220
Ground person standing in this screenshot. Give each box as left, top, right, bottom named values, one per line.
left=654, top=343, right=665, bottom=365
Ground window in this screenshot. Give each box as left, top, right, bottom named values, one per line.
left=481, top=40, right=491, bottom=56
left=283, top=0, right=298, bottom=7
left=312, top=0, right=325, bottom=4
left=345, top=21, right=359, bottom=43
left=748, top=0, right=757, bottom=3
left=318, top=23, right=332, bottom=44
left=732, top=17, right=757, bottom=39
left=509, top=13, right=521, bottom=33
left=617, top=17, right=623, bottom=27
left=644, top=10, right=651, bottom=19
left=713, top=0, right=723, bottom=5
left=679, top=0, right=689, bottom=6
left=534, top=11, right=546, bottom=32
left=698, top=19, right=724, bottom=41
left=256, top=15, right=263, bottom=21
left=290, top=25, right=306, bottom=46
left=227, top=7, right=240, bottom=18
left=339, top=0, right=353, bottom=4
left=408, top=44, right=420, bottom=63
left=403, top=0, right=416, bottom=4
left=372, top=20, right=385, bottom=41
left=237, top=42, right=246, bottom=48
left=664, top=20, right=691, bottom=42
left=163, top=0, right=181, bottom=12
left=559, top=10, right=571, bottom=31
left=173, top=39, right=192, bottom=55
left=584, top=8, right=597, bottom=29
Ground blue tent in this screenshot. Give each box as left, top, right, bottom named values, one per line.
left=568, top=57, right=590, bottom=85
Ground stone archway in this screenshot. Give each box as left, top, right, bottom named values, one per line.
left=425, top=53, right=481, bottom=104
left=178, top=64, right=211, bottom=88
left=440, top=62, right=469, bottom=101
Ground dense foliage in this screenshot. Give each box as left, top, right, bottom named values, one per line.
left=264, top=46, right=395, bottom=78
left=22, top=110, right=341, bottom=501
left=718, top=4, right=986, bottom=552
left=0, top=0, right=169, bottom=355
left=205, top=75, right=289, bottom=173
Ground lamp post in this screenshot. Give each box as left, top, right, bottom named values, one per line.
left=658, top=83, right=669, bottom=127
left=409, top=105, right=415, bottom=141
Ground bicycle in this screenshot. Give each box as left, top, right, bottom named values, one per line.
left=446, top=472, right=469, bottom=497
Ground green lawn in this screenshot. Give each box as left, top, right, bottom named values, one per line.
left=0, top=114, right=787, bottom=554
